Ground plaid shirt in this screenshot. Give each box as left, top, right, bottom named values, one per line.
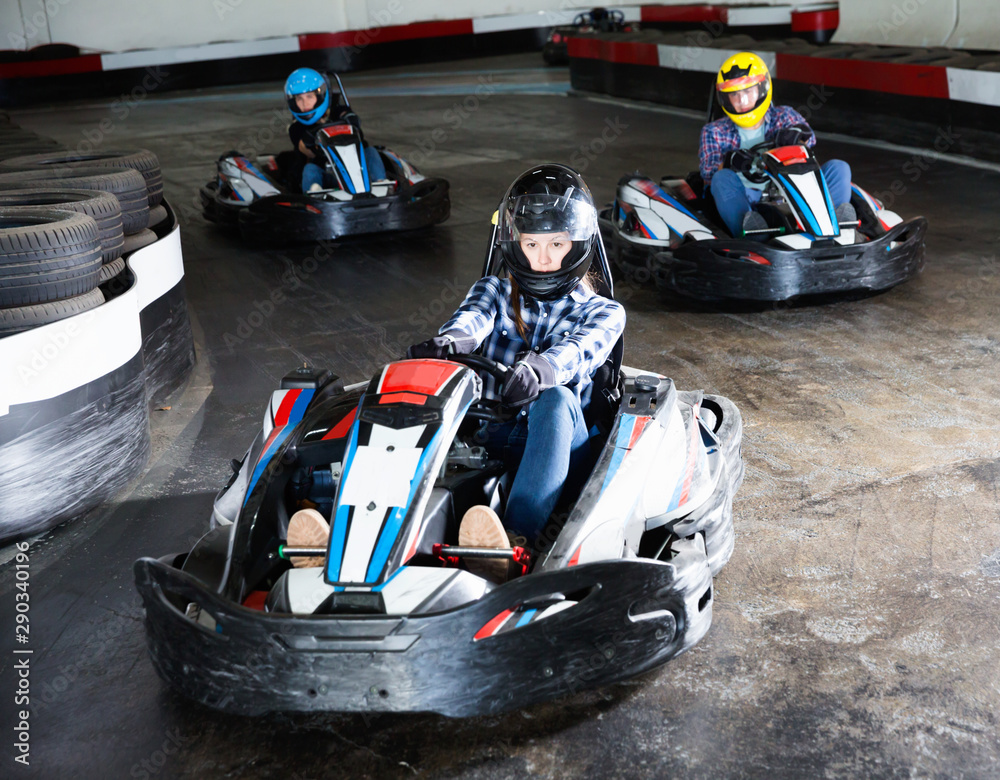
left=440, top=276, right=626, bottom=406
left=699, top=105, right=815, bottom=187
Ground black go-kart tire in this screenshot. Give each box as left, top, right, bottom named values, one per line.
left=0, top=209, right=103, bottom=308
left=0, top=149, right=163, bottom=207
left=147, top=203, right=168, bottom=230
left=0, top=167, right=149, bottom=235
left=0, top=188, right=124, bottom=264
left=702, top=395, right=745, bottom=495
left=98, top=256, right=126, bottom=284
left=121, top=228, right=157, bottom=255
left=0, top=286, right=104, bottom=336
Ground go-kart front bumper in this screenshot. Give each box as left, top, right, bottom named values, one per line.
left=237, top=178, right=450, bottom=243
left=133, top=543, right=712, bottom=718
left=652, top=217, right=927, bottom=302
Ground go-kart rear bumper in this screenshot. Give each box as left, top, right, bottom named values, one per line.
left=133, top=545, right=712, bottom=718
left=236, top=178, right=450, bottom=243
left=652, top=217, right=927, bottom=302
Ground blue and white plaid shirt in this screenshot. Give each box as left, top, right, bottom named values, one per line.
left=439, top=276, right=626, bottom=406
left=699, top=105, right=815, bottom=188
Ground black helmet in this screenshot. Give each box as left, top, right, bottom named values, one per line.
left=497, top=164, right=598, bottom=300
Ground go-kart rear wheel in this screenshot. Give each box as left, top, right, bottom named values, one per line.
left=702, top=395, right=744, bottom=494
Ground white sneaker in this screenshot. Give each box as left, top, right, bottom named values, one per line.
left=307, top=183, right=323, bottom=193
left=286, top=508, right=329, bottom=568
left=458, top=505, right=510, bottom=583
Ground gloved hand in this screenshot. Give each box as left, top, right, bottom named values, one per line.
left=406, top=331, right=477, bottom=360
left=722, top=148, right=755, bottom=176
left=501, top=352, right=555, bottom=407
left=773, top=124, right=814, bottom=148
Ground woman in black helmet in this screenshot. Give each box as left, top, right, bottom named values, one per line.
left=407, top=164, right=626, bottom=574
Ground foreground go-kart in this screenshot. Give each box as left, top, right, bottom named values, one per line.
left=134, top=234, right=744, bottom=718
left=200, top=74, right=449, bottom=243
left=600, top=141, right=927, bottom=302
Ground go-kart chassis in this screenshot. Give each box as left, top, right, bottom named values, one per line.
left=134, top=541, right=712, bottom=718
left=200, top=177, right=450, bottom=243
left=643, top=217, right=927, bottom=302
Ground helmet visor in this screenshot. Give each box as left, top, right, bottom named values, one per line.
left=499, top=190, right=597, bottom=242
left=717, top=74, right=770, bottom=116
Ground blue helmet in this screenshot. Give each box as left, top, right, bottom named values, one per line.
left=284, top=68, right=330, bottom=125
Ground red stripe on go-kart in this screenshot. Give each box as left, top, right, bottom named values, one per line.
left=474, top=609, right=515, bottom=641
left=627, top=416, right=652, bottom=450
left=379, top=392, right=428, bottom=406
left=274, top=389, right=301, bottom=427
left=774, top=52, right=950, bottom=100
left=321, top=407, right=357, bottom=440
left=320, top=125, right=354, bottom=137
left=379, top=360, right=460, bottom=396
left=767, top=146, right=809, bottom=165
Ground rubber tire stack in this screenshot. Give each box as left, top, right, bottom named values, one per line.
left=0, top=209, right=105, bottom=335
left=0, top=118, right=166, bottom=335
left=0, top=149, right=163, bottom=207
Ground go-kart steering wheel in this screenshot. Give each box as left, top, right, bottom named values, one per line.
left=723, top=141, right=773, bottom=185
left=446, top=353, right=540, bottom=421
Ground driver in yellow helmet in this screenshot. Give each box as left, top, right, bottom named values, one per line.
left=699, top=52, right=854, bottom=238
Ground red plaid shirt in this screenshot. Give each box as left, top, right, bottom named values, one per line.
left=699, top=106, right=815, bottom=187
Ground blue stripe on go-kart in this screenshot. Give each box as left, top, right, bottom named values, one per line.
left=645, top=182, right=699, bottom=222
left=245, top=426, right=292, bottom=502
left=360, top=144, right=371, bottom=190
left=601, top=415, right=638, bottom=493
left=326, top=416, right=362, bottom=582
left=364, top=396, right=474, bottom=583
left=818, top=174, right=839, bottom=236
left=638, top=217, right=660, bottom=240
left=330, top=154, right=356, bottom=194
left=243, top=389, right=315, bottom=504
left=515, top=608, right=538, bottom=628
left=779, top=172, right=839, bottom=237
left=778, top=173, right=820, bottom=234
left=364, top=427, right=442, bottom=583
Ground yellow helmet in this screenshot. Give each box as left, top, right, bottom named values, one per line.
left=716, top=52, right=772, bottom=129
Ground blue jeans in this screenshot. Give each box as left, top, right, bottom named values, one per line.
left=483, top=386, right=591, bottom=547
left=301, top=145, right=387, bottom=191
left=710, top=159, right=852, bottom=237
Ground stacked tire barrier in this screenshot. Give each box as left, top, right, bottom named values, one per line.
left=0, top=115, right=194, bottom=542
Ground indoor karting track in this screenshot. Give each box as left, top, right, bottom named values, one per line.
left=2, top=53, right=999, bottom=778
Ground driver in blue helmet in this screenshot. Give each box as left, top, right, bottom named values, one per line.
left=285, top=67, right=387, bottom=193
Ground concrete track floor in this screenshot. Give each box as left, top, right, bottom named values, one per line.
left=1, top=53, right=999, bottom=778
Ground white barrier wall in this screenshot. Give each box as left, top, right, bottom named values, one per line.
left=5, top=1, right=831, bottom=54
left=945, top=0, right=1000, bottom=50
left=833, top=0, right=959, bottom=47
